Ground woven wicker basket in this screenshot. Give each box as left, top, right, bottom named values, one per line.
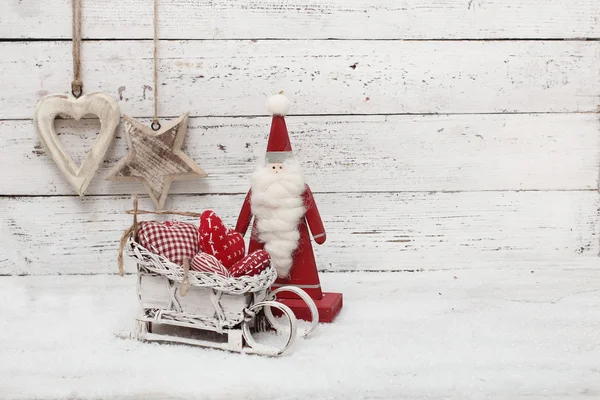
left=128, top=237, right=277, bottom=329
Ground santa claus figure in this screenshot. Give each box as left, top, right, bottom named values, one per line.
left=235, top=94, right=343, bottom=322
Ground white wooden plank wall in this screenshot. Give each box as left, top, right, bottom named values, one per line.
left=0, top=1, right=598, bottom=275
left=3, top=41, right=600, bottom=118
left=2, top=0, right=600, bottom=39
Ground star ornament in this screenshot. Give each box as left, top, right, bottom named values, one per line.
left=106, top=113, right=207, bottom=209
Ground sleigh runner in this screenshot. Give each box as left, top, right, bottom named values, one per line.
left=119, top=198, right=318, bottom=356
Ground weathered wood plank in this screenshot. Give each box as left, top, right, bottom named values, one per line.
left=2, top=114, right=599, bottom=195
left=1, top=191, right=597, bottom=275
left=2, top=40, right=599, bottom=119
left=2, top=0, right=600, bottom=40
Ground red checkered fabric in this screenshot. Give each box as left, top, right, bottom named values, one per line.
left=229, top=250, right=271, bottom=278
left=190, top=252, right=230, bottom=277
left=137, top=221, right=199, bottom=265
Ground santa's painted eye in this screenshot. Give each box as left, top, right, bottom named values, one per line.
left=272, top=166, right=276, bottom=169
left=279, top=166, right=283, bottom=169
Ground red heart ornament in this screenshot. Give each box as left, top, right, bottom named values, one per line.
left=229, top=250, right=271, bottom=278
left=198, top=210, right=245, bottom=268
left=190, top=252, right=230, bottom=277
left=137, top=221, right=199, bottom=265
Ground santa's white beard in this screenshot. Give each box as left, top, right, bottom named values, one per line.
left=251, top=159, right=306, bottom=278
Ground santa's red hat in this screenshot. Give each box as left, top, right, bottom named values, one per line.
left=265, top=93, right=292, bottom=163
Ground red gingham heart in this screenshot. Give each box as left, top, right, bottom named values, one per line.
left=198, top=210, right=245, bottom=268
left=137, top=221, right=198, bottom=265
left=190, top=252, right=230, bottom=277
left=229, top=250, right=271, bottom=278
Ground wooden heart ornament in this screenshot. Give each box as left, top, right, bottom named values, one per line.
left=34, top=92, right=120, bottom=196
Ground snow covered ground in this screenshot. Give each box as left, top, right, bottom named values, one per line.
left=1, top=268, right=599, bottom=399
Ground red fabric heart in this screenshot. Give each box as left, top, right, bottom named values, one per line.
left=190, top=252, right=230, bottom=277
left=229, top=250, right=271, bottom=278
left=198, top=210, right=245, bottom=268
left=137, top=221, right=198, bottom=265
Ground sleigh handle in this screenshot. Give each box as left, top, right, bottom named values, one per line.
left=264, top=286, right=319, bottom=338
left=242, top=301, right=298, bottom=356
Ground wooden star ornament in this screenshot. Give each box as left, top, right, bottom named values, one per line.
left=106, top=113, right=207, bottom=209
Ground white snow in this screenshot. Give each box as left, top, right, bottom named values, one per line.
left=1, top=269, right=599, bottom=399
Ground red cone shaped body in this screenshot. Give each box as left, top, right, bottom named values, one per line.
left=246, top=192, right=343, bottom=323
left=271, top=222, right=344, bottom=322
left=248, top=220, right=343, bottom=323
left=271, top=221, right=323, bottom=299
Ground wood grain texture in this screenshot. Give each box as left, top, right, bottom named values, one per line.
left=105, top=114, right=207, bottom=209
left=2, top=0, right=600, bottom=40
left=2, top=40, right=599, bottom=119
left=1, top=191, right=598, bottom=275
left=3, top=114, right=598, bottom=195
left=2, top=1, right=600, bottom=280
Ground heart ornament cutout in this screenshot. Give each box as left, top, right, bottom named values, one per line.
left=34, top=92, right=120, bottom=195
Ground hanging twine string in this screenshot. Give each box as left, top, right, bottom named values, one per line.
left=71, top=0, right=83, bottom=98
left=151, top=0, right=161, bottom=131
left=125, top=209, right=204, bottom=218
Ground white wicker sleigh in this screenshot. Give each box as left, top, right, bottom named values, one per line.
left=119, top=199, right=318, bottom=356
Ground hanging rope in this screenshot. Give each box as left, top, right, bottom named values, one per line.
left=151, top=0, right=161, bottom=131
left=71, top=0, right=83, bottom=98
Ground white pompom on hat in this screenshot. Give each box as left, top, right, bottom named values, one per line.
left=266, top=92, right=291, bottom=116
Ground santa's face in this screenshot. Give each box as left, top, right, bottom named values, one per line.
left=268, top=163, right=283, bottom=173
left=251, top=158, right=306, bottom=194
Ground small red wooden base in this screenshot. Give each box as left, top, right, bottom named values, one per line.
left=275, top=292, right=343, bottom=323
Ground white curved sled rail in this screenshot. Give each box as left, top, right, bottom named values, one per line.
left=242, top=301, right=298, bottom=356
left=263, top=286, right=319, bottom=338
